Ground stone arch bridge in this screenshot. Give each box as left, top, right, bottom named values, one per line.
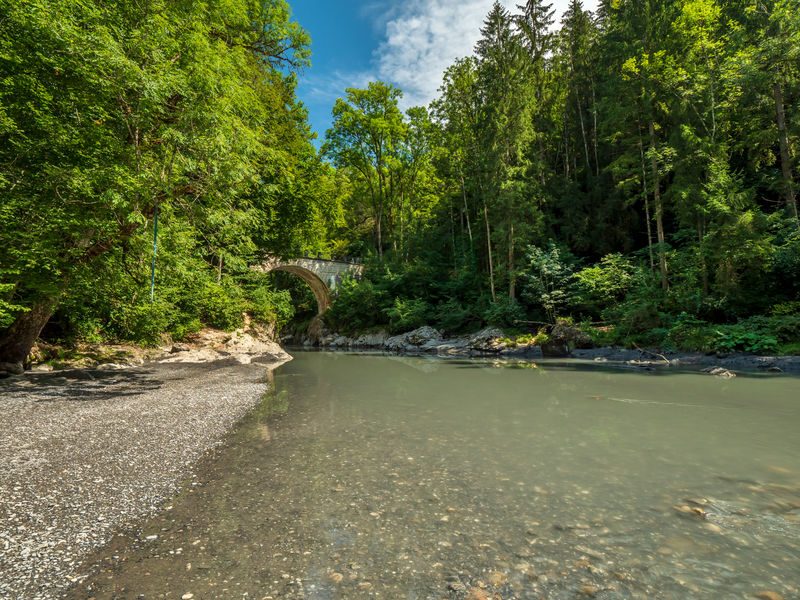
left=252, top=256, right=364, bottom=314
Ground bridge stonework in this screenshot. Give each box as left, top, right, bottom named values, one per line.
left=252, top=257, right=364, bottom=314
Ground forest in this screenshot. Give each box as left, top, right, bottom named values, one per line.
left=1, top=0, right=799, bottom=368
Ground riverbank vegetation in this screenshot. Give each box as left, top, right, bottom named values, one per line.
left=0, top=0, right=333, bottom=364
left=1, top=0, right=799, bottom=366
left=323, top=0, right=800, bottom=354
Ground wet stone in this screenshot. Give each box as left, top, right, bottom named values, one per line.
left=465, top=588, right=491, bottom=600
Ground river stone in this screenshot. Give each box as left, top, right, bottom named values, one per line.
left=328, top=572, right=344, bottom=583
left=406, top=326, right=442, bottom=345
left=330, top=335, right=350, bottom=347
left=465, top=588, right=491, bottom=600
left=702, top=366, right=736, bottom=378
left=447, top=581, right=467, bottom=592
left=319, top=334, right=336, bottom=346
left=542, top=322, right=593, bottom=356
left=0, top=361, right=24, bottom=375
left=467, top=327, right=506, bottom=352
left=385, top=326, right=442, bottom=351
left=352, top=331, right=388, bottom=347
left=501, top=343, right=543, bottom=357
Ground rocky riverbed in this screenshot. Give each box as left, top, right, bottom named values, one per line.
left=0, top=334, right=289, bottom=599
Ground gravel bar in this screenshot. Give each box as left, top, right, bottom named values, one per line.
left=0, top=355, right=289, bottom=599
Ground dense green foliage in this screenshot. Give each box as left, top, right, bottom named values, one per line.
left=321, top=0, right=800, bottom=353
left=1, top=0, right=798, bottom=359
left=0, top=0, right=334, bottom=351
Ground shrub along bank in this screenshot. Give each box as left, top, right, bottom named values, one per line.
left=321, top=248, right=800, bottom=357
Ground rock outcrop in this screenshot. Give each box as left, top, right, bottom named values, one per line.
left=159, top=326, right=290, bottom=365
left=385, top=326, right=443, bottom=352
left=315, top=326, right=543, bottom=358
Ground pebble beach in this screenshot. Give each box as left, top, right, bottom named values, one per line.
left=0, top=339, right=289, bottom=599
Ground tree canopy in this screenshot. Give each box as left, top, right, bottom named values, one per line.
left=1, top=0, right=799, bottom=363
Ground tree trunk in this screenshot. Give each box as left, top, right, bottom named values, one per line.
left=576, top=94, right=591, bottom=177
left=649, top=120, right=668, bottom=290
left=563, top=114, right=571, bottom=180
left=637, top=125, right=655, bottom=272
left=774, top=81, right=798, bottom=222
left=0, top=297, right=59, bottom=369
left=591, top=79, right=600, bottom=178
left=698, top=214, right=709, bottom=297
left=0, top=219, right=141, bottom=372
left=508, top=222, right=515, bottom=299
left=450, top=201, right=457, bottom=269
left=483, top=201, right=496, bottom=303
left=376, top=200, right=383, bottom=259
left=460, top=174, right=473, bottom=246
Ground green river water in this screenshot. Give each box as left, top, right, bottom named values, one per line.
left=73, top=352, right=800, bottom=599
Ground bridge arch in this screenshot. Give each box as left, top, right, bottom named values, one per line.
left=268, top=264, right=331, bottom=315
left=252, top=256, right=363, bottom=316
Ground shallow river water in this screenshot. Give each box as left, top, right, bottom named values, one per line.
left=73, top=352, right=800, bottom=599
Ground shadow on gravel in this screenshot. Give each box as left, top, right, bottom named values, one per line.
left=0, top=368, right=163, bottom=402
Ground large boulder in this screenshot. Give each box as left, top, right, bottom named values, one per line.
left=385, top=326, right=442, bottom=352
left=0, top=361, right=24, bottom=377
left=542, top=321, right=593, bottom=357
left=466, top=327, right=506, bottom=352
left=158, top=326, right=291, bottom=365
left=426, top=337, right=470, bottom=355
left=406, top=326, right=442, bottom=346
left=329, top=335, right=351, bottom=347
left=352, top=331, right=389, bottom=347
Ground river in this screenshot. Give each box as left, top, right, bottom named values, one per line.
left=71, top=352, right=800, bottom=599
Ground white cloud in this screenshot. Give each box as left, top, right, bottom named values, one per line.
left=302, top=69, right=377, bottom=104
left=374, top=0, right=598, bottom=108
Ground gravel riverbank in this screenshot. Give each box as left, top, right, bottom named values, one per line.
left=0, top=345, right=290, bottom=599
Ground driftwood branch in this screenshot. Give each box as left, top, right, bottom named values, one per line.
left=633, top=343, right=670, bottom=365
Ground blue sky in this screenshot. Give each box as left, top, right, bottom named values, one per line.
left=291, top=0, right=598, bottom=144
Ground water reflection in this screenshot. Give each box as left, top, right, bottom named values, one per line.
left=72, top=352, right=800, bottom=599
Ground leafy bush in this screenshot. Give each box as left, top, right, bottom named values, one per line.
left=665, top=313, right=715, bottom=352
left=580, top=323, right=619, bottom=347
left=385, top=298, right=431, bottom=333
left=110, top=301, right=175, bottom=345
left=778, top=342, right=800, bottom=355
left=483, top=296, right=526, bottom=328
left=713, top=327, right=778, bottom=355
left=771, top=301, right=800, bottom=316
left=325, top=277, right=389, bottom=334
left=573, top=253, right=636, bottom=315
left=0, top=283, right=28, bottom=330
left=249, top=287, right=294, bottom=329
left=193, top=279, right=247, bottom=330
left=432, top=298, right=477, bottom=333
left=601, top=269, right=666, bottom=334
left=521, top=243, right=576, bottom=320
left=769, top=315, right=800, bottom=343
